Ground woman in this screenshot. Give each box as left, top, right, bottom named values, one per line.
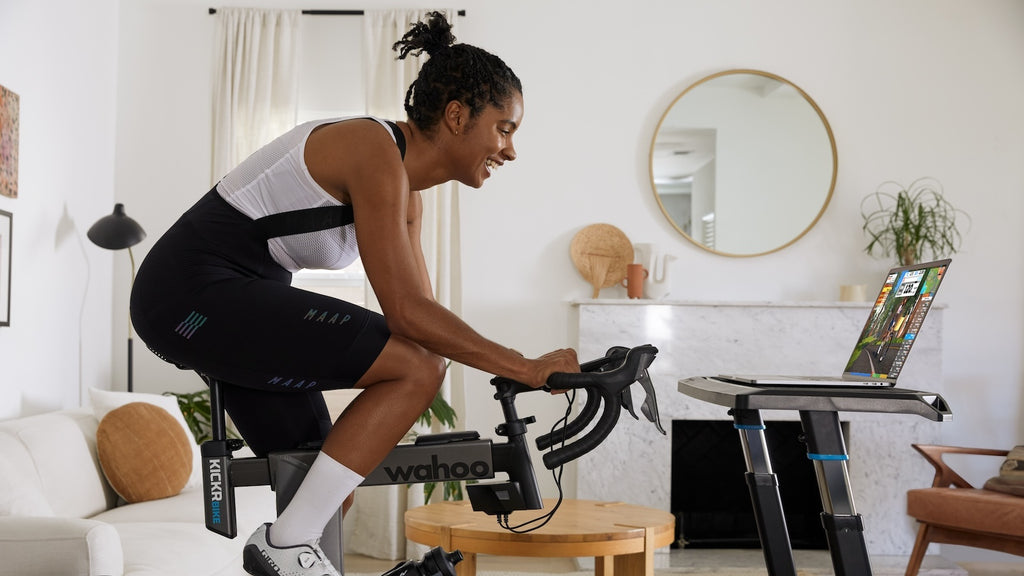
left=130, top=12, right=578, bottom=576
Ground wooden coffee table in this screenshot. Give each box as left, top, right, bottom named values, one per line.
left=404, top=499, right=675, bottom=576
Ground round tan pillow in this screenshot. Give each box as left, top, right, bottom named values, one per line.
left=97, top=401, right=194, bottom=503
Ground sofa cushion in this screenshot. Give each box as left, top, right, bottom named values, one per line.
left=90, top=388, right=203, bottom=490
left=97, top=402, right=193, bottom=503
left=0, top=412, right=110, bottom=518
left=91, top=484, right=276, bottom=531
left=907, top=487, right=1024, bottom=538
left=114, top=522, right=252, bottom=576
left=0, top=454, right=53, bottom=517
left=0, top=516, right=123, bottom=576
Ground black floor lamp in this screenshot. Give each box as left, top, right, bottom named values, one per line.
left=88, top=203, right=146, bottom=392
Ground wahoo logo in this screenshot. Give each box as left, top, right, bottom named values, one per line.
left=382, top=455, right=490, bottom=483
left=362, top=441, right=493, bottom=487
left=303, top=308, right=351, bottom=325
left=206, top=459, right=223, bottom=524
left=176, top=311, right=207, bottom=339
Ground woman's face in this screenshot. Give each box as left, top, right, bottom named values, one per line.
left=454, top=92, right=524, bottom=189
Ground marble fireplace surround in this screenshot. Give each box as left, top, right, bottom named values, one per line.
left=572, top=300, right=946, bottom=556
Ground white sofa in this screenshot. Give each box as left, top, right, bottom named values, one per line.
left=0, top=396, right=277, bottom=576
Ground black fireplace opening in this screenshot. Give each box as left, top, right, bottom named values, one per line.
left=671, top=419, right=843, bottom=550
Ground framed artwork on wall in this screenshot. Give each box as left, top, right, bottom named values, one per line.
left=0, top=209, right=10, bottom=326
left=1, top=83, right=18, bottom=199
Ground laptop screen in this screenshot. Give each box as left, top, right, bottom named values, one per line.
left=843, top=259, right=950, bottom=380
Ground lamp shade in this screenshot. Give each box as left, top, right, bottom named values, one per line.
left=87, top=203, right=146, bottom=250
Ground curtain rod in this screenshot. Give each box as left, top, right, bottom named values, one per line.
left=208, top=8, right=466, bottom=16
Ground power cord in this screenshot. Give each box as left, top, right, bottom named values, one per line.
left=496, top=388, right=576, bottom=533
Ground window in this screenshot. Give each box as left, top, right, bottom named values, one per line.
left=290, top=16, right=367, bottom=305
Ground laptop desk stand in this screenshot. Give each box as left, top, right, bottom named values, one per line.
left=677, top=377, right=952, bottom=576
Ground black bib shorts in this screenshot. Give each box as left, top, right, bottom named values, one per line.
left=130, top=189, right=390, bottom=456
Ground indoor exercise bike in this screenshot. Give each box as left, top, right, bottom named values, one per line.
left=197, top=343, right=664, bottom=576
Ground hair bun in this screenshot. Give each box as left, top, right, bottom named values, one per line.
left=393, top=11, right=456, bottom=59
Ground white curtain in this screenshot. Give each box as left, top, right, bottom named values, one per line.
left=363, top=9, right=461, bottom=323
left=211, top=8, right=300, bottom=184
left=363, top=8, right=462, bottom=440
left=356, top=8, right=461, bottom=561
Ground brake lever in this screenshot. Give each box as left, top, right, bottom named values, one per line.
left=540, top=344, right=660, bottom=470
left=618, top=388, right=639, bottom=421
left=637, top=368, right=666, bottom=435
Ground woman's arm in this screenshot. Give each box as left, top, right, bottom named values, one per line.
left=406, top=190, right=435, bottom=300
left=304, top=119, right=576, bottom=387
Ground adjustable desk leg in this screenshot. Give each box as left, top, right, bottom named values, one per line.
left=799, top=410, right=871, bottom=576
left=731, top=409, right=797, bottom=576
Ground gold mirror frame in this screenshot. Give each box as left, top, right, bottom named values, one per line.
left=649, top=69, right=837, bottom=257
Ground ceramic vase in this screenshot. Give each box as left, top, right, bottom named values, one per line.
left=633, top=243, right=676, bottom=300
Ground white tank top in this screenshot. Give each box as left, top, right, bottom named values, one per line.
left=216, top=116, right=400, bottom=273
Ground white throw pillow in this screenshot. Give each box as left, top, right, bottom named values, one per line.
left=88, top=388, right=203, bottom=490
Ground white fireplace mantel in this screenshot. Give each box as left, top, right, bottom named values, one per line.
left=572, top=299, right=945, bottom=556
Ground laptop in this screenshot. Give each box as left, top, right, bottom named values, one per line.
left=718, top=259, right=951, bottom=387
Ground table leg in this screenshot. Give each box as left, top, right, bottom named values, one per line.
left=799, top=410, right=872, bottom=576
left=732, top=409, right=797, bottom=576
left=595, top=555, right=614, bottom=576
left=613, top=553, right=646, bottom=576
left=611, top=522, right=657, bottom=576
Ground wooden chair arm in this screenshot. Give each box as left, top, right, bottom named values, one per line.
left=911, top=444, right=1009, bottom=489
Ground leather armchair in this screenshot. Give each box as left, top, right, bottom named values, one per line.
left=905, top=444, right=1024, bottom=576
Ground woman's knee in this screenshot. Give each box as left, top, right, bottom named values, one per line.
left=408, top=346, right=446, bottom=400
left=357, top=335, right=446, bottom=397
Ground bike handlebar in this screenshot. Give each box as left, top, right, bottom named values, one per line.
left=534, top=345, right=633, bottom=452
left=490, top=344, right=663, bottom=470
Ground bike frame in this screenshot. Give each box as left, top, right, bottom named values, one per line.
left=201, top=377, right=545, bottom=540
left=200, top=343, right=662, bottom=546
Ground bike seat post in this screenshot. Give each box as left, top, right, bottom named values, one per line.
left=199, top=374, right=238, bottom=539
left=205, top=375, right=228, bottom=442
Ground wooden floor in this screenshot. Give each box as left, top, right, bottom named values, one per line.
left=342, top=549, right=1024, bottom=576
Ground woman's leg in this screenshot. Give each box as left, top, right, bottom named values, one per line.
left=268, top=333, right=445, bottom=546
left=220, top=386, right=333, bottom=457
left=323, top=333, right=446, bottom=472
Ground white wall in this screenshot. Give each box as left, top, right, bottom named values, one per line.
left=455, top=0, right=1024, bottom=502
left=0, top=0, right=120, bottom=416
left=110, top=0, right=1024, bottom=564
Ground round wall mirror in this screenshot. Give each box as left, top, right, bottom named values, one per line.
left=650, top=69, right=837, bottom=257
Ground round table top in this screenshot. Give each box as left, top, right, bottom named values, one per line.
left=405, top=499, right=675, bottom=556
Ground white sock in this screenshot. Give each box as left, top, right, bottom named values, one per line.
left=269, top=452, right=364, bottom=547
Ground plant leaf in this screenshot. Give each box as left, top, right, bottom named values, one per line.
left=860, top=177, right=968, bottom=264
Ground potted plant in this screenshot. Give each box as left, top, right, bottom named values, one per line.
left=860, top=177, right=969, bottom=265
left=164, top=389, right=241, bottom=444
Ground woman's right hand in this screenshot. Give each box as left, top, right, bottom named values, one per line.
left=523, top=348, right=579, bottom=389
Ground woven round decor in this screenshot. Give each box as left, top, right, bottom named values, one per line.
left=97, top=402, right=193, bottom=503
left=570, top=223, right=634, bottom=298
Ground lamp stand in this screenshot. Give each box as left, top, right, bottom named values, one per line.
left=87, top=203, right=146, bottom=394
left=127, top=246, right=137, bottom=393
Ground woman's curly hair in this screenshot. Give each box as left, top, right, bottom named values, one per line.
left=393, top=12, right=522, bottom=133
